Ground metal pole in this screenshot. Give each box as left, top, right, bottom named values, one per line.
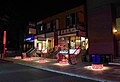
left=68, top=36, right=71, bottom=63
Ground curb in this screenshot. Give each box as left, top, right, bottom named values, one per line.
left=0, top=58, right=13, bottom=62
left=109, top=62, right=120, bottom=66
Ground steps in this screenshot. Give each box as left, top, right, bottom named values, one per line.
left=109, top=57, right=120, bottom=65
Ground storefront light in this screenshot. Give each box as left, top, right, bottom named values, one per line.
left=38, top=43, right=42, bottom=50
left=34, top=39, right=37, bottom=48
left=113, top=28, right=118, bottom=33
left=76, top=40, right=80, bottom=42
left=81, top=37, right=85, bottom=41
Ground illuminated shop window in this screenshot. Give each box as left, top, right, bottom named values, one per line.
left=70, top=36, right=76, bottom=49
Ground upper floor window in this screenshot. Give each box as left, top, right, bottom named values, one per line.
left=56, top=19, right=59, bottom=30
left=47, top=22, right=51, bottom=30
left=76, top=11, right=85, bottom=26
left=66, top=13, right=75, bottom=28
left=52, top=19, right=59, bottom=31
left=36, top=23, right=44, bottom=34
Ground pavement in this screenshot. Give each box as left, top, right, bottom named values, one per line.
left=1, top=57, right=120, bottom=82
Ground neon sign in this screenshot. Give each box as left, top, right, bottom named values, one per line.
left=26, top=36, right=34, bottom=41
left=59, top=49, right=80, bottom=54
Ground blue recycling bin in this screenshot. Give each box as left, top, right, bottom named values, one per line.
left=92, top=54, right=101, bottom=64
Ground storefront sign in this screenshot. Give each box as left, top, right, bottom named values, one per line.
left=59, top=49, right=80, bottom=55
left=58, top=28, right=76, bottom=35
left=29, top=28, right=36, bottom=34
left=46, top=32, right=54, bottom=38
left=26, top=36, right=34, bottom=41
left=59, top=50, right=68, bottom=54
left=37, top=37, right=46, bottom=41
left=69, top=49, right=80, bottom=55
left=76, top=30, right=86, bottom=37
left=76, top=25, right=85, bottom=31
left=37, top=34, right=45, bottom=38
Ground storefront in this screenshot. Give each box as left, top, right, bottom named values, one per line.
left=56, top=27, right=88, bottom=64
left=57, top=27, right=88, bottom=50
left=58, top=36, right=88, bottom=50
left=34, top=32, right=54, bottom=54
left=34, top=27, right=88, bottom=61
left=23, top=35, right=34, bottom=52
left=34, top=34, right=47, bottom=53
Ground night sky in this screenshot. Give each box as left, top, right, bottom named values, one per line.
left=0, top=0, right=84, bottom=24
left=0, top=0, right=84, bottom=50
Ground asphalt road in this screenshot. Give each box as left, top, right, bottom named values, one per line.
left=0, top=60, right=98, bottom=82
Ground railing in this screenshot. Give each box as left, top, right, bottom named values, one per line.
left=26, top=48, right=33, bottom=54
left=27, top=48, right=37, bottom=57
left=47, top=48, right=60, bottom=58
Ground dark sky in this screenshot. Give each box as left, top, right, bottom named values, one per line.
left=0, top=0, right=85, bottom=50
left=0, top=0, right=84, bottom=27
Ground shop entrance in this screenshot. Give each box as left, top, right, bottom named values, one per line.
left=57, top=36, right=88, bottom=64
left=58, top=36, right=88, bottom=50
left=37, top=41, right=46, bottom=51
left=117, top=40, right=120, bottom=57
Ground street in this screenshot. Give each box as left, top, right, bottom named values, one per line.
left=0, top=60, right=98, bottom=82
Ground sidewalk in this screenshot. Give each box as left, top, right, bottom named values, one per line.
left=4, top=57, right=120, bottom=82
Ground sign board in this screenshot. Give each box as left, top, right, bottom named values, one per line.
left=29, top=28, right=36, bottom=34
left=58, top=28, right=76, bottom=36
left=26, top=36, right=34, bottom=41
left=3, top=31, right=6, bottom=44
left=59, top=49, right=80, bottom=55
left=46, top=32, right=54, bottom=38
left=37, top=37, right=46, bottom=41
left=76, top=30, right=86, bottom=37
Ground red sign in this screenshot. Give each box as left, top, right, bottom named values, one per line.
left=70, top=55, right=77, bottom=65
left=3, top=31, right=6, bottom=44
left=3, top=31, right=6, bottom=58
left=76, top=30, right=86, bottom=37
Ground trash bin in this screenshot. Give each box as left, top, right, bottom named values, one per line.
left=92, top=54, right=101, bottom=64
left=22, top=53, right=26, bottom=59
